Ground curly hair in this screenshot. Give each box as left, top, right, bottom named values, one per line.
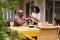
left=34, top=6, right=40, bottom=13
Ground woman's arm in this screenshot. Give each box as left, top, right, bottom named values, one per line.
left=34, top=18, right=39, bottom=21
left=30, top=16, right=39, bottom=21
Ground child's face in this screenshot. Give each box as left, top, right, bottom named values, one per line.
left=52, top=20, right=56, bottom=26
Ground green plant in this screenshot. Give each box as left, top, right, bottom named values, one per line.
left=6, top=28, right=24, bottom=40
left=0, top=0, right=24, bottom=40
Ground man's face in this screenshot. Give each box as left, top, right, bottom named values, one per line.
left=18, top=12, right=23, bottom=17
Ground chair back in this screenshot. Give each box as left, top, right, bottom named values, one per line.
left=37, top=27, right=59, bottom=40
left=38, top=22, right=48, bottom=27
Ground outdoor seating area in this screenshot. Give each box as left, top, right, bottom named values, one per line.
left=0, top=0, right=60, bottom=40
left=7, top=22, right=60, bottom=40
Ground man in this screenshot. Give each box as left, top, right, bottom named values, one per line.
left=14, top=10, right=28, bottom=26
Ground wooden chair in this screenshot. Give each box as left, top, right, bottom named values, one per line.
left=37, top=22, right=48, bottom=27
left=24, top=27, right=59, bottom=40
left=37, top=27, right=59, bottom=40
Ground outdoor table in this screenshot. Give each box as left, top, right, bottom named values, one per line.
left=8, top=25, right=60, bottom=39
left=8, top=26, right=39, bottom=37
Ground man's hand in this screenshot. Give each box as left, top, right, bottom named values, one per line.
left=25, top=18, right=31, bottom=21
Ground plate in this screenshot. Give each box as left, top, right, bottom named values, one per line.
left=28, top=28, right=37, bottom=30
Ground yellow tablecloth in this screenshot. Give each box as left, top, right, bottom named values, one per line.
left=8, top=25, right=60, bottom=39
left=8, top=27, right=39, bottom=37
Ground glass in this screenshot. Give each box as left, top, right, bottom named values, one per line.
left=10, top=22, right=14, bottom=27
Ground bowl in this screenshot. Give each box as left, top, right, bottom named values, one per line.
left=29, top=25, right=34, bottom=28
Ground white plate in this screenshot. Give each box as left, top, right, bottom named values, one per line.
left=28, top=28, right=37, bottom=30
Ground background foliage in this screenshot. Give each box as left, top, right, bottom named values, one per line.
left=0, top=0, right=23, bottom=40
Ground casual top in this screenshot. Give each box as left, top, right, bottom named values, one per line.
left=14, top=16, right=25, bottom=26
left=31, top=12, right=40, bottom=25
left=31, top=12, right=40, bottom=20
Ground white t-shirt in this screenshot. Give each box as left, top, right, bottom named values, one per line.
left=31, top=12, right=40, bottom=23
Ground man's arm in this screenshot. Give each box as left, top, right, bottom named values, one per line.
left=15, top=18, right=30, bottom=25
left=14, top=16, right=26, bottom=25
left=16, top=20, right=26, bottom=25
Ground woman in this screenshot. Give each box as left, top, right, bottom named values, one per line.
left=30, top=6, right=40, bottom=25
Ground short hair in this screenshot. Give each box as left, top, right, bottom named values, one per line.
left=18, top=10, right=23, bottom=13
left=18, top=10, right=23, bottom=16
left=34, top=6, right=40, bottom=13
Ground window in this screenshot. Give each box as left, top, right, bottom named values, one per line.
left=2, top=8, right=15, bottom=21
left=55, top=2, right=60, bottom=19
left=26, top=1, right=34, bottom=18
left=45, top=0, right=53, bottom=23
left=26, top=3, right=30, bottom=18
left=45, top=0, right=60, bottom=23
left=31, top=1, right=34, bottom=13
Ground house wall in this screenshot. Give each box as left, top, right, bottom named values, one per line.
left=16, top=0, right=25, bottom=17
left=18, top=0, right=24, bottom=10
left=38, top=0, right=46, bottom=22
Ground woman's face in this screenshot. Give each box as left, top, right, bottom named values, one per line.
left=34, top=8, right=36, bottom=13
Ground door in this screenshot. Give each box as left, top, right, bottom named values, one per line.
left=26, top=3, right=30, bottom=18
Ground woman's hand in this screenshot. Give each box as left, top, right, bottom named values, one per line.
left=30, top=16, right=39, bottom=21
left=30, top=16, right=34, bottom=19
left=34, top=18, right=39, bottom=21
left=30, top=16, right=34, bottom=20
